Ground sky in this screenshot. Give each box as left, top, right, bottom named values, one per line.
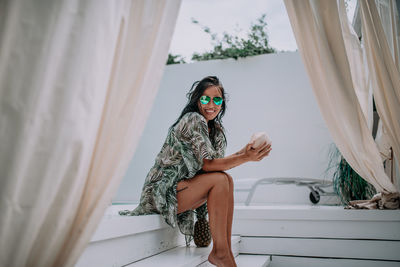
left=169, top=0, right=357, bottom=62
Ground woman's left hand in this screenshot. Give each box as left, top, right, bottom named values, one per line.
left=236, top=141, right=272, bottom=157
left=244, top=141, right=272, bottom=162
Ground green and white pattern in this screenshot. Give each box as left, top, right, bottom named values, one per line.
left=119, top=112, right=226, bottom=245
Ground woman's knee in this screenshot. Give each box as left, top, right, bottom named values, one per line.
left=215, top=172, right=234, bottom=193
left=210, top=172, right=230, bottom=191
left=224, top=172, right=233, bottom=185
left=218, top=172, right=234, bottom=191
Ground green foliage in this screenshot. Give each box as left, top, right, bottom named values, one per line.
left=325, top=144, right=376, bottom=205
left=166, top=53, right=186, bottom=65
left=191, top=14, right=276, bottom=62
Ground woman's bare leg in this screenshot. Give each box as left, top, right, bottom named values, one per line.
left=225, top=173, right=236, bottom=266
left=210, top=173, right=235, bottom=266
left=177, top=172, right=235, bottom=267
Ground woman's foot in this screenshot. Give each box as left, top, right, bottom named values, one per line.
left=208, top=249, right=235, bottom=267
left=229, top=250, right=237, bottom=267
left=209, top=246, right=237, bottom=267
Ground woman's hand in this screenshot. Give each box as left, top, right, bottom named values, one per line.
left=244, top=141, right=272, bottom=162
left=235, top=145, right=246, bottom=155
left=203, top=141, right=272, bottom=172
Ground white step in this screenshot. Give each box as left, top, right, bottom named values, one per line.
left=233, top=205, right=400, bottom=240
left=234, top=205, right=400, bottom=265
left=269, top=255, right=400, bottom=267
left=76, top=205, right=185, bottom=267
left=236, top=254, right=271, bottom=267
left=240, top=236, right=400, bottom=261
left=126, top=236, right=240, bottom=267
left=197, top=254, right=271, bottom=267
left=235, top=255, right=271, bottom=267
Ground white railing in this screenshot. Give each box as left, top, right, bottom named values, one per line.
left=236, top=177, right=336, bottom=206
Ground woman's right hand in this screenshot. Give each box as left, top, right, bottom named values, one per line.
left=244, top=141, right=272, bottom=162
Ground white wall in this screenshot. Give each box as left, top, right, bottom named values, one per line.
left=112, top=52, right=335, bottom=203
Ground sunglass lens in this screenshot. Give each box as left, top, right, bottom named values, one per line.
left=200, top=96, right=210, bottom=104
left=213, top=97, right=223, bottom=105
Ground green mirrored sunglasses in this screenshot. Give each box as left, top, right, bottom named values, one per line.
left=200, top=95, right=223, bottom=105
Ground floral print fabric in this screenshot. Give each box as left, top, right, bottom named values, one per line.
left=119, top=112, right=226, bottom=245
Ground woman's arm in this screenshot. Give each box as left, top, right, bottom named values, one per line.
left=235, top=145, right=246, bottom=155
left=202, top=142, right=271, bottom=172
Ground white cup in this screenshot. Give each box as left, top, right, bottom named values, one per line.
left=249, top=132, right=271, bottom=149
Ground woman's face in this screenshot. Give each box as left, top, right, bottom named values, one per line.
left=198, top=86, right=223, bottom=122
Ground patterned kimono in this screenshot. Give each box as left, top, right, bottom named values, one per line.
left=119, top=112, right=226, bottom=245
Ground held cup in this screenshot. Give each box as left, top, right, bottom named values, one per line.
left=250, top=132, right=271, bottom=149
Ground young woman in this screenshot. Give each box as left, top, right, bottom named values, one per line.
left=120, top=76, right=271, bottom=267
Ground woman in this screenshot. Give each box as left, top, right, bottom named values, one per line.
left=120, top=76, right=271, bottom=267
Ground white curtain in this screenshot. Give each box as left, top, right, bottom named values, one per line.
left=361, top=0, right=400, bottom=188
left=340, top=0, right=371, bottom=128
left=0, top=0, right=181, bottom=266
left=283, top=0, right=397, bottom=195
left=375, top=0, right=400, bottom=69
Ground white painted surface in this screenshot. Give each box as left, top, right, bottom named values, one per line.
left=234, top=204, right=400, bottom=220
left=240, top=237, right=400, bottom=261
left=233, top=205, right=400, bottom=240
left=269, top=256, right=400, bottom=267
left=199, top=254, right=272, bottom=267
left=236, top=254, right=272, bottom=267
left=127, top=236, right=240, bottom=267
left=234, top=205, right=400, bottom=263
left=76, top=227, right=184, bottom=267
left=113, top=52, right=335, bottom=203
left=90, top=204, right=172, bottom=242
left=77, top=204, right=400, bottom=266
left=76, top=205, right=185, bottom=267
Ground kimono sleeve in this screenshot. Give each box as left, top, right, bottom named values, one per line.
left=176, top=112, right=216, bottom=178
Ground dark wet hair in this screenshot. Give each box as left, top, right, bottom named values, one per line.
left=171, top=76, right=227, bottom=143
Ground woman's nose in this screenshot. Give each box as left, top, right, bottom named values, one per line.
left=207, top=101, right=216, bottom=108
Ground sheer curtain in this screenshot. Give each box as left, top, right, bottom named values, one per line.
left=361, top=0, right=400, bottom=189
left=0, top=0, right=181, bottom=266
left=283, top=0, right=398, bottom=204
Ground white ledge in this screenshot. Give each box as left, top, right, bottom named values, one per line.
left=234, top=204, right=400, bottom=221
left=92, top=204, right=400, bottom=243
left=91, top=204, right=170, bottom=242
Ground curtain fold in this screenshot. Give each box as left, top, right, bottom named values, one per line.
left=339, top=0, right=370, bottom=127
left=0, top=0, right=181, bottom=266
left=283, top=0, right=397, bottom=196
left=389, top=0, right=400, bottom=69
left=360, top=0, right=400, bottom=188
left=375, top=0, right=400, bottom=70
